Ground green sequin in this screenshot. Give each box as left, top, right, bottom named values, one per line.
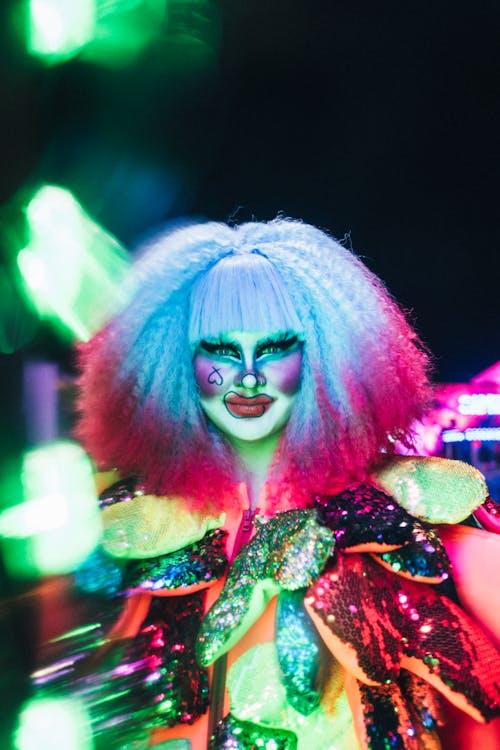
left=211, top=713, right=297, bottom=750
left=275, top=590, right=323, bottom=715
left=197, top=510, right=334, bottom=666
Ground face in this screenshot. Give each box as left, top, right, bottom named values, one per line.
left=193, top=330, right=303, bottom=444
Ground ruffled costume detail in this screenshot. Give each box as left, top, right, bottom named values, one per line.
left=30, top=459, right=500, bottom=750
left=198, top=471, right=500, bottom=749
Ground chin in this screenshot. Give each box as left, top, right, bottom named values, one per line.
left=227, top=422, right=284, bottom=445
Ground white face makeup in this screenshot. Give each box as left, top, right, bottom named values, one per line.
left=193, top=330, right=303, bottom=445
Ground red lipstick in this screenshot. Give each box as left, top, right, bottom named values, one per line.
left=224, top=392, right=274, bottom=418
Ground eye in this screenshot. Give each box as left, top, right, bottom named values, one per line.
left=199, top=340, right=241, bottom=359
left=256, top=335, right=299, bottom=358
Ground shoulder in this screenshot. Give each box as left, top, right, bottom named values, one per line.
left=96, top=475, right=225, bottom=559
left=370, top=455, right=487, bottom=524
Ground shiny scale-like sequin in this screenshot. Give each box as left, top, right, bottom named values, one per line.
left=123, top=528, right=228, bottom=593
left=373, top=526, right=451, bottom=583
left=210, top=713, right=297, bottom=750
left=275, top=589, right=324, bottom=715
left=31, top=594, right=210, bottom=749
left=305, top=552, right=500, bottom=722
left=197, top=510, right=334, bottom=667
left=314, top=484, right=417, bottom=551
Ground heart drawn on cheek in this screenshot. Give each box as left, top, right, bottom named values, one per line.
left=208, top=367, right=224, bottom=386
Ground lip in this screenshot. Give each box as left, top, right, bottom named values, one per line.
left=224, top=392, right=275, bottom=418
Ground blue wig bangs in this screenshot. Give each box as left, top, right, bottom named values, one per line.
left=188, top=252, right=302, bottom=342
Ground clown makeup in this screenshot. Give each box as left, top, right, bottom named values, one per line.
left=193, top=330, right=303, bottom=445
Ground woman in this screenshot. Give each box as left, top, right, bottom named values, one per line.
left=52, top=219, right=500, bottom=748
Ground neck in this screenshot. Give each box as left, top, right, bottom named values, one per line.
left=228, top=431, right=282, bottom=507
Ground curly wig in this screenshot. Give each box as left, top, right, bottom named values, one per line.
left=76, top=218, right=433, bottom=512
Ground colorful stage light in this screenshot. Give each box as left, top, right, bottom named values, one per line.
left=25, top=0, right=166, bottom=66
left=17, top=185, right=129, bottom=342
left=458, top=393, right=500, bottom=416
left=441, top=429, right=466, bottom=443
left=86, top=0, right=166, bottom=67
left=14, top=695, right=93, bottom=750
left=27, top=0, right=96, bottom=63
left=442, top=427, right=500, bottom=443
left=0, top=442, right=101, bottom=577
left=0, top=268, right=39, bottom=353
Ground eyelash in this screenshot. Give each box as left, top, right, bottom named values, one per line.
left=255, top=335, right=298, bottom=357
left=200, top=335, right=298, bottom=359
left=200, top=340, right=240, bottom=358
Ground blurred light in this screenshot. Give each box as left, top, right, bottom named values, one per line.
left=0, top=442, right=101, bottom=577
left=0, top=494, right=69, bottom=537
left=25, top=0, right=166, bottom=66
left=87, top=0, right=166, bottom=67
left=458, top=393, right=500, bottom=415
left=22, top=0, right=223, bottom=70
left=441, top=429, right=466, bottom=443
left=0, top=268, right=39, bottom=353
left=17, top=185, right=129, bottom=342
left=27, top=0, right=96, bottom=62
left=465, top=427, right=500, bottom=441
left=442, top=427, right=500, bottom=443
left=15, top=695, right=93, bottom=750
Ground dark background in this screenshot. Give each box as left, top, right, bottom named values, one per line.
left=1, top=0, right=499, bottom=444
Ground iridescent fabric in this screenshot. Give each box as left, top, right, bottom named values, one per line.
left=356, top=679, right=442, bottom=750
left=210, top=712, right=297, bottom=750
left=226, top=642, right=357, bottom=750
left=305, top=552, right=500, bottom=722
left=315, top=484, right=422, bottom=551
left=372, top=456, right=487, bottom=523
left=373, top=526, right=450, bottom=584
left=32, top=594, right=210, bottom=750
left=199, top=483, right=500, bottom=750
left=123, top=528, right=228, bottom=593
left=197, top=510, right=334, bottom=667
left=275, top=589, right=324, bottom=714
left=99, top=476, right=225, bottom=559
left=30, top=459, right=500, bottom=750
left=314, top=485, right=451, bottom=583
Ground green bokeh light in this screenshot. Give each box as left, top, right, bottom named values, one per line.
left=88, top=0, right=166, bottom=66
left=15, top=695, right=93, bottom=750
left=28, top=0, right=96, bottom=62
left=25, top=0, right=166, bottom=66
left=17, top=185, right=129, bottom=342
left=0, top=442, right=101, bottom=577
left=0, top=268, right=39, bottom=353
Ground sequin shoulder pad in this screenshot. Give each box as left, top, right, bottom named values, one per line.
left=371, top=455, right=487, bottom=524
left=97, top=476, right=225, bottom=560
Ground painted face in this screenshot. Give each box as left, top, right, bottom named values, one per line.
left=193, top=330, right=303, bottom=444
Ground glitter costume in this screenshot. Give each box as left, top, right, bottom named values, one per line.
left=33, top=456, right=500, bottom=750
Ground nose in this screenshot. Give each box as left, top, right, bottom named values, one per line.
left=234, top=369, right=266, bottom=389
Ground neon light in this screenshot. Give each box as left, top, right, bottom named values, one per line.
left=25, top=0, right=168, bottom=67
left=465, top=427, right=500, bottom=441
left=28, top=0, right=96, bottom=62
left=0, top=494, right=68, bottom=537
left=442, top=430, right=466, bottom=443
left=14, top=696, right=93, bottom=750
left=458, top=393, right=500, bottom=415
left=0, top=442, right=101, bottom=577
left=442, top=427, right=500, bottom=443
left=17, top=185, right=129, bottom=342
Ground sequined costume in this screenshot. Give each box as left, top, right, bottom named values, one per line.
left=32, top=456, right=500, bottom=750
